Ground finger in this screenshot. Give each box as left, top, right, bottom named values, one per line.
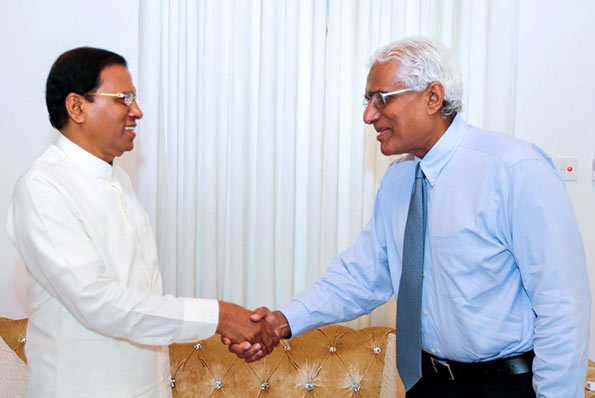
left=263, top=319, right=279, bottom=349
left=240, top=343, right=261, bottom=358
left=238, top=343, right=262, bottom=359
left=228, top=344, right=247, bottom=356
left=264, top=310, right=278, bottom=325
left=227, top=342, right=253, bottom=355
left=221, top=336, right=232, bottom=345
left=266, top=322, right=280, bottom=346
left=237, top=342, right=250, bottom=351
left=250, top=307, right=270, bottom=322
left=244, top=350, right=264, bottom=363
left=259, top=324, right=275, bottom=354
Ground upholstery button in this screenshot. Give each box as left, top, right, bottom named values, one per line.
left=19, top=337, right=27, bottom=344
left=168, top=377, right=176, bottom=388
left=260, top=382, right=270, bottom=390
left=194, top=343, right=202, bottom=350
left=304, top=382, right=314, bottom=391
left=214, top=380, right=223, bottom=390
left=284, top=345, right=291, bottom=351
left=351, top=383, right=361, bottom=392
left=328, top=346, right=337, bottom=353
left=373, top=347, right=382, bottom=354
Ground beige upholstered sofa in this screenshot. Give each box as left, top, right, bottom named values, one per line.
left=0, top=318, right=402, bottom=397
left=5, top=317, right=595, bottom=397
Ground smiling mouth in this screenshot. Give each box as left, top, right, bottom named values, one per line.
left=124, top=126, right=137, bottom=139
left=376, top=127, right=390, bottom=140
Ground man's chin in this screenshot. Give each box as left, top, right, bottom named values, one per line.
left=379, top=144, right=400, bottom=156
left=118, top=143, right=134, bottom=157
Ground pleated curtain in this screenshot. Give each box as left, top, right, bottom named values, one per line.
left=136, top=0, right=519, bottom=329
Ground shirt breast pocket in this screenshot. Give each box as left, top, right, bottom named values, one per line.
left=431, top=230, right=513, bottom=300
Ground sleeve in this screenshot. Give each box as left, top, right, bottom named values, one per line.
left=507, top=158, right=590, bottom=397
left=280, top=183, right=394, bottom=337
left=6, top=174, right=219, bottom=346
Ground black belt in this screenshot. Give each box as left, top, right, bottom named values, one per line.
left=421, top=350, right=535, bottom=381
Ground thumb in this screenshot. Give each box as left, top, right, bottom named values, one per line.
left=250, top=307, right=269, bottom=322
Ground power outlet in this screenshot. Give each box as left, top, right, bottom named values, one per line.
left=553, top=157, right=578, bottom=181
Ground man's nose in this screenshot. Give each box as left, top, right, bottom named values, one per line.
left=129, top=100, right=143, bottom=119
left=363, top=102, right=380, bottom=125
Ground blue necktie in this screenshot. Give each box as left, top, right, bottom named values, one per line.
left=397, top=163, right=427, bottom=391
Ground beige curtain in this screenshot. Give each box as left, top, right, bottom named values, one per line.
left=136, top=0, right=519, bottom=330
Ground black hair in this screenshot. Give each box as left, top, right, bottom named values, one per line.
left=45, top=47, right=127, bottom=130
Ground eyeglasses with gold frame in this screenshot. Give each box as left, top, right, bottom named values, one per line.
left=86, top=91, right=137, bottom=106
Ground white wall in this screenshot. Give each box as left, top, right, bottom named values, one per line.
left=1, top=0, right=594, bottom=359
left=514, top=0, right=595, bottom=358
left=0, top=0, right=140, bottom=317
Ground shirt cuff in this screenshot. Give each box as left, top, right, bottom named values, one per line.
left=278, top=299, right=313, bottom=338
left=178, top=298, right=219, bottom=342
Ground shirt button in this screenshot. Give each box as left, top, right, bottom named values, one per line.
left=423, top=310, right=428, bottom=315
left=423, top=272, right=426, bottom=277
left=431, top=348, right=436, bottom=354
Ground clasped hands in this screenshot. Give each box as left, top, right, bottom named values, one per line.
left=216, top=301, right=290, bottom=362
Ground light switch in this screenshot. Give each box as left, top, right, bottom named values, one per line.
left=553, top=157, right=578, bottom=181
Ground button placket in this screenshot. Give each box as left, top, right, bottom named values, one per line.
left=110, top=182, right=152, bottom=289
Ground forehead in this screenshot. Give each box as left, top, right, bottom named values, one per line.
left=365, top=61, right=403, bottom=93
left=96, top=64, right=135, bottom=91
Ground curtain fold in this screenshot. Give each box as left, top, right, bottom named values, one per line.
left=137, top=0, right=519, bottom=330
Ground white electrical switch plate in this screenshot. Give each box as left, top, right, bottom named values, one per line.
left=553, top=157, right=578, bottom=181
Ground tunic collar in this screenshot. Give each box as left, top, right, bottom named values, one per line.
left=55, top=134, right=114, bottom=181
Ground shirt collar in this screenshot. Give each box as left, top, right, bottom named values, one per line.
left=55, top=134, right=113, bottom=181
left=418, top=114, right=468, bottom=186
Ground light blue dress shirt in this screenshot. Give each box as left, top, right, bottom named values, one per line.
left=280, top=115, right=590, bottom=397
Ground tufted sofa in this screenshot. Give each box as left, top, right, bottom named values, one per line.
left=0, top=318, right=401, bottom=397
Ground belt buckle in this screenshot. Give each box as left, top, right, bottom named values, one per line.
left=430, top=356, right=455, bottom=381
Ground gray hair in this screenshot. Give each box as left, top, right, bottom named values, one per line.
left=371, top=36, right=463, bottom=117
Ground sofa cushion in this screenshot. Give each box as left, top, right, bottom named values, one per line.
left=0, top=335, right=27, bottom=397
left=168, top=325, right=396, bottom=398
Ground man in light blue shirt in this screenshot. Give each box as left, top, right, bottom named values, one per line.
left=229, top=37, right=590, bottom=397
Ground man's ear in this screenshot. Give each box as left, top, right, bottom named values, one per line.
left=425, top=81, right=445, bottom=116
left=65, top=93, right=86, bottom=124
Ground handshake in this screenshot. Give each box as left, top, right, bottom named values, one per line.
left=216, top=302, right=292, bottom=362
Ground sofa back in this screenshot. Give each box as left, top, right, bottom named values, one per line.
left=169, top=325, right=400, bottom=397
left=0, top=318, right=401, bottom=397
